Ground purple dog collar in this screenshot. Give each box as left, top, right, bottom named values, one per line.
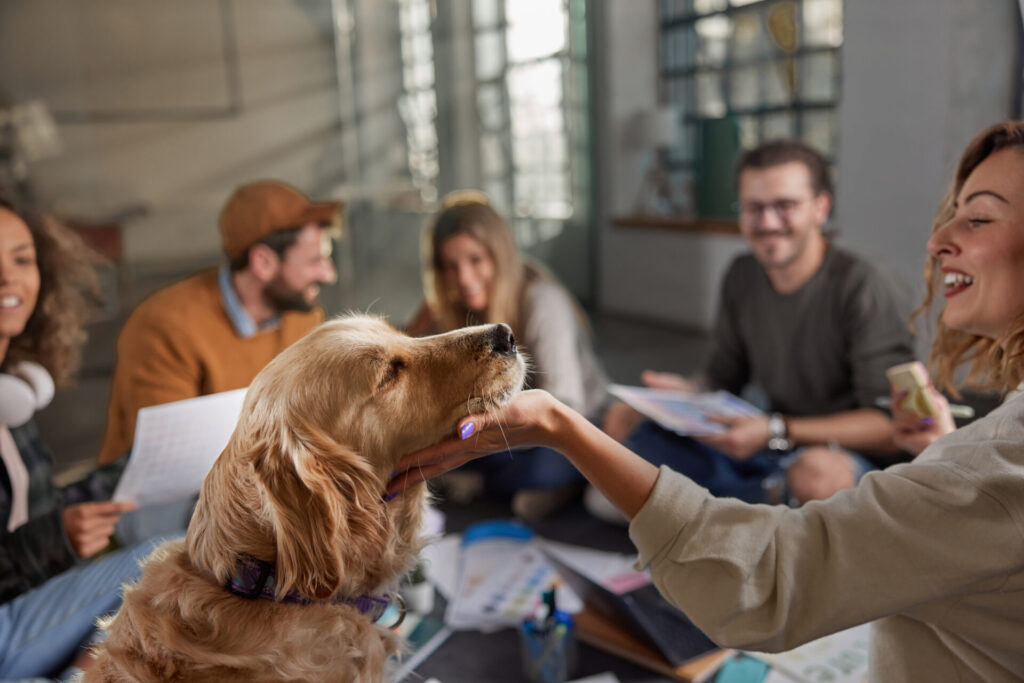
left=225, top=556, right=404, bottom=627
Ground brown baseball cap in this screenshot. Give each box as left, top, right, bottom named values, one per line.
left=219, top=180, right=343, bottom=260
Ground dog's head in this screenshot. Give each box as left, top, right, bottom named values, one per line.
left=187, top=315, right=524, bottom=600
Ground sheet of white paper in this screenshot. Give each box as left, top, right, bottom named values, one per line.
left=112, top=389, right=247, bottom=507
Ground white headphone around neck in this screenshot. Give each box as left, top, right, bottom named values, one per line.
left=0, top=361, right=55, bottom=428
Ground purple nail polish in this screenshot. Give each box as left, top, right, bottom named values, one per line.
left=383, top=491, right=399, bottom=502
left=460, top=422, right=475, bottom=440
left=919, top=416, right=934, bottom=429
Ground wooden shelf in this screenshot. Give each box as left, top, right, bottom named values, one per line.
left=612, top=214, right=741, bottom=236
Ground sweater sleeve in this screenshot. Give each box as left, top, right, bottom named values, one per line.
left=521, top=283, right=588, bottom=413
left=629, top=442, right=1024, bottom=652
left=0, top=508, right=77, bottom=605
left=98, top=310, right=204, bottom=464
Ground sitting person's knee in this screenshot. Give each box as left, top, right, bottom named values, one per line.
left=786, top=446, right=857, bottom=503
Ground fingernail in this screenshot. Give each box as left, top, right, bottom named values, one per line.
left=460, top=422, right=475, bottom=440
left=919, top=417, right=934, bottom=429
left=383, top=491, right=399, bottom=502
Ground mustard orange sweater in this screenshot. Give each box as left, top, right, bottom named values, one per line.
left=98, top=269, right=321, bottom=464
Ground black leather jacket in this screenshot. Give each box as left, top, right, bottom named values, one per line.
left=0, top=419, right=124, bottom=605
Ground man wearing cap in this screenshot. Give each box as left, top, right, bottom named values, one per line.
left=97, top=180, right=341, bottom=466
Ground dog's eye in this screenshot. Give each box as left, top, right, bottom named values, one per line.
left=378, top=358, right=406, bottom=389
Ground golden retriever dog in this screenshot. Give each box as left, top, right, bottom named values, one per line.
left=87, top=315, right=524, bottom=682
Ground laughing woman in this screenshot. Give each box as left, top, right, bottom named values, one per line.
left=392, top=122, right=1024, bottom=681
left=0, top=197, right=159, bottom=680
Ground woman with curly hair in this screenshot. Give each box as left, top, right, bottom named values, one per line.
left=407, top=191, right=610, bottom=519
left=0, top=196, right=160, bottom=680
left=392, top=121, right=1024, bottom=680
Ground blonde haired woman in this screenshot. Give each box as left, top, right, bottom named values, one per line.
left=394, top=123, right=1024, bottom=680
left=408, top=191, right=609, bottom=518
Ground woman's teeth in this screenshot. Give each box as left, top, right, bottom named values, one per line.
left=944, top=272, right=974, bottom=288
left=0, top=295, right=21, bottom=309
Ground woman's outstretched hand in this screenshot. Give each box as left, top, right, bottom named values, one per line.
left=387, top=389, right=563, bottom=496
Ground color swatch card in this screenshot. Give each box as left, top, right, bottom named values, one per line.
left=445, top=521, right=582, bottom=631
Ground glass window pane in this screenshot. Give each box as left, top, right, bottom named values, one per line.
left=696, top=71, right=726, bottom=117
left=762, top=112, right=794, bottom=139
left=475, top=30, right=505, bottom=81
left=508, top=59, right=563, bottom=110
left=506, top=0, right=567, bottom=62
left=801, top=110, right=835, bottom=156
left=800, top=51, right=836, bottom=100
left=481, top=132, right=507, bottom=175
left=695, top=16, right=731, bottom=67
left=484, top=179, right=511, bottom=214
left=730, top=65, right=760, bottom=110
left=737, top=114, right=759, bottom=149
left=764, top=59, right=795, bottom=105
left=731, top=10, right=767, bottom=62
left=803, top=0, right=843, bottom=48
left=473, top=0, right=501, bottom=28
left=477, top=84, right=506, bottom=130
left=514, top=132, right=567, bottom=170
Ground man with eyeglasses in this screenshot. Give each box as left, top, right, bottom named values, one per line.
left=599, top=140, right=914, bottom=513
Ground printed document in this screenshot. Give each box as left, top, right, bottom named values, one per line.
left=112, top=389, right=247, bottom=506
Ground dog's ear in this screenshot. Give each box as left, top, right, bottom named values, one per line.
left=253, top=424, right=388, bottom=600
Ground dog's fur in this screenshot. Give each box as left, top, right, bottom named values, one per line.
left=87, top=316, right=524, bottom=682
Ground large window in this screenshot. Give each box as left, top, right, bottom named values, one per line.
left=658, top=0, right=841, bottom=217
left=392, top=0, right=590, bottom=243
left=397, top=0, right=439, bottom=203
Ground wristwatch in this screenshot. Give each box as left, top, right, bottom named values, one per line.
left=767, top=412, right=793, bottom=452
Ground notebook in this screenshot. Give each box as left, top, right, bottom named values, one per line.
left=540, top=547, right=718, bottom=668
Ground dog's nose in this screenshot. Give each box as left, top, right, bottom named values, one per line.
left=489, top=323, right=516, bottom=356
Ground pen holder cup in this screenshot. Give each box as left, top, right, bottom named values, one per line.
left=519, top=610, right=577, bottom=683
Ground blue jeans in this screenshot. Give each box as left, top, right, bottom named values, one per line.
left=0, top=535, right=171, bottom=681
left=627, top=421, right=875, bottom=505
left=465, top=446, right=585, bottom=495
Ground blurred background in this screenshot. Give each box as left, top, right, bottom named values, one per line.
left=0, top=0, right=1019, bottom=475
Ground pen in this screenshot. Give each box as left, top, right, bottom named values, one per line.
left=875, top=396, right=975, bottom=419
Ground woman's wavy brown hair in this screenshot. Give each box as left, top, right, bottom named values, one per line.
left=916, top=121, right=1024, bottom=396
left=1, top=195, right=103, bottom=386
left=421, top=191, right=588, bottom=338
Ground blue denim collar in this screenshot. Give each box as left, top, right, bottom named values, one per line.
left=218, top=265, right=280, bottom=338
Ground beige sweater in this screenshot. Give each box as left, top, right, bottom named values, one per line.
left=630, top=391, right=1024, bottom=681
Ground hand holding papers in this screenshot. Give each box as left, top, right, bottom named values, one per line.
left=608, top=384, right=763, bottom=437
left=112, top=389, right=247, bottom=507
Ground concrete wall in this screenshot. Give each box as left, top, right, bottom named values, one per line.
left=593, top=0, right=1019, bottom=336
left=837, top=0, right=1018, bottom=307
left=0, top=0, right=347, bottom=268
left=594, top=3, right=747, bottom=332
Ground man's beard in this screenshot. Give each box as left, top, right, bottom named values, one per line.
left=263, top=276, right=316, bottom=313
